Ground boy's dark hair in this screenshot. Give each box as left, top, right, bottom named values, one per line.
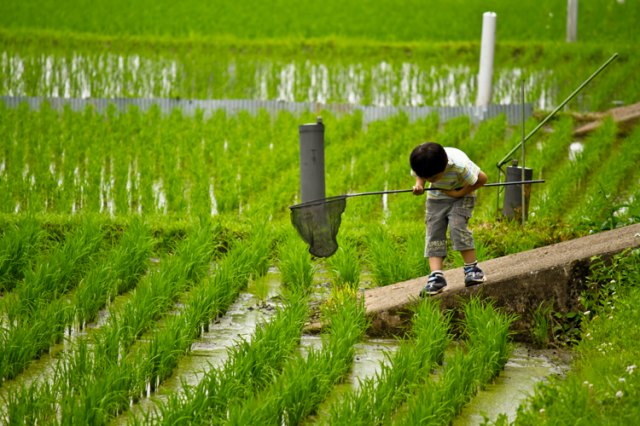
left=410, top=142, right=448, bottom=178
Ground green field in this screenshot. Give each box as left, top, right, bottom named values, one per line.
left=1, top=0, right=639, bottom=42
left=1, top=1, right=640, bottom=424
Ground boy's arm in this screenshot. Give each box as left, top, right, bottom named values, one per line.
left=443, top=171, right=488, bottom=198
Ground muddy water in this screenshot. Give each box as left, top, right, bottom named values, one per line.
left=453, top=345, right=571, bottom=425
left=300, top=335, right=399, bottom=389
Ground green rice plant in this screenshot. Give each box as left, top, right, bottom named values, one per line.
left=73, top=218, right=155, bottom=327
left=90, top=220, right=218, bottom=369
left=462, top=297, right=515, bottom=381
left=1, top=219, right=105, bottom=323
left=326, top=298, right=451, bottom=425
left=0, top=220, right=106, bottom=381
left=134, top=226, right=272, bottom=389
left=1, top=379, right=58, bottom=425
left=226, top=286, right=367, bottom=425
left=396, top=297, right=515, bottom=425
left=327, top=238, right=361, bottom=289
left=366, top=225, right=425, bottom=286
left=72, top=221, right=268, bottom=422
left=278, top=232, right=315, bottom=294
left=532, top=118, right=617, bottom=222
left=0, top=221, right=219, bottom=424
left=149, top=288, right=310, bottom=424
left=0, top=217, right=43, bottom=293
left=0, top=296, right=70, bottom=380
left=248, top=273, right=271, bottom=303
left=568, top=125, right=640, bottom=230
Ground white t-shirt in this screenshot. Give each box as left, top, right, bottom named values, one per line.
left=425, top=147, right=480, bottom=200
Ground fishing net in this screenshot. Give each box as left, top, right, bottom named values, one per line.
left=288, top=180, right=545, bottom=258
left=289, top=196, right=347, bottom=258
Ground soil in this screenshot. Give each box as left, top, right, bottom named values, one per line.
left=573, top=101, right=640, bottom=136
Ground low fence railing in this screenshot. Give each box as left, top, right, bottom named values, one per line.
left=1, top=96, right=532, bottom=126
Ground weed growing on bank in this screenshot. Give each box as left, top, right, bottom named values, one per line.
left=492, top=248, right=640, bottom=425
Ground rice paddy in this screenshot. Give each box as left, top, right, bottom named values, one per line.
left=2, top=0, right=640, bottom=424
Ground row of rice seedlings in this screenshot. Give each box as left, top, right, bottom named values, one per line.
left=1, top=220, right=105, bottom=322
left=325, top=298, right=451, bottom=425
left=395, top=297, right=515, bottom=425
left=0, top=219, right=154, bottom=386
left=278, top=232, right=316, bottom=291
left=0, top=103, right=304, bottom=219
left=0, top=221, right=219, bottom=423
left=0, top=221, right=105, bottom=381
left=145, top=231, right=314, bottom=424
left=0, top=217, right=44, bottom=293
left=73, top=218, right=155, bottom=327
left=145, top=292, right=311, bottom=424
left=2, top=38, right=637, bottom=110
left=525, top=115, right=575, bottom=183
left=59, top=225, right=272, bottom=424
left=89, top=221, right=219, bottom=367
left=226, top=285, right=368, bottom=425
left=532, top=118, right=618, bottom=221
left=366, top=225, right=428, bottom=286
left=0, top=295, right=69, bottom=383
left=567, top=124, right=640, bottom=230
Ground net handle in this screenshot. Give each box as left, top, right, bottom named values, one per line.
left=290, top=180, right=544, bottom=209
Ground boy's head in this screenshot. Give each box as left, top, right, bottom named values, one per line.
left=410, top=142, right=448, bottom=180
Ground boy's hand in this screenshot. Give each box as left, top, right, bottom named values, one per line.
left=442, top=188, right=465, bottom=198
left=413, top=177, right=427, bottom=195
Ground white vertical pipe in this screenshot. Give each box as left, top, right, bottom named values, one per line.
left=567, top=0, right=578, bottom=42
left=476, top=12, right=497, bottom=107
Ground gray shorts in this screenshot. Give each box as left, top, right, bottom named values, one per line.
left=425, top=197, right=475, bottom=257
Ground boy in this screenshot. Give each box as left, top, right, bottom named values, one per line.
left=410, top=142, right=488, bottom=296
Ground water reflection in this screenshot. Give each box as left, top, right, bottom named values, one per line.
left=2, top=52, right=555, bottom=108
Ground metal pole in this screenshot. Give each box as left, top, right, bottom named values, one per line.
left=497, top=53, right=618, bottom=169
left=477, top=12, right=497, bottom=108
left=299, top=117, right=325, bottom=203
left=521, top=80, right=526, bottom=224
left=567, top=0, right=578, bottom=42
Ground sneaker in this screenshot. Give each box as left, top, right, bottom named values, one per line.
left=464, top=263, right=485, bottom=287
left=420, top=272, right=447, bottom=297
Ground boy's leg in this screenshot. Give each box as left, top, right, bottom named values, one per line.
left=429, top=256, right=444, bottom=272
left=450, top=198, right=485, bottom=286
left=461, top=248, right=485, bottom=285
left=421, top=201, right=450, bottom=297
left=460, top=249, right=477, bottom=264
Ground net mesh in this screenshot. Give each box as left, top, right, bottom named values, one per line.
left=289, top=196, right=347, bottom=258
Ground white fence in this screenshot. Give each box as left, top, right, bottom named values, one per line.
left=1, top=96, right=532, bottom=126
